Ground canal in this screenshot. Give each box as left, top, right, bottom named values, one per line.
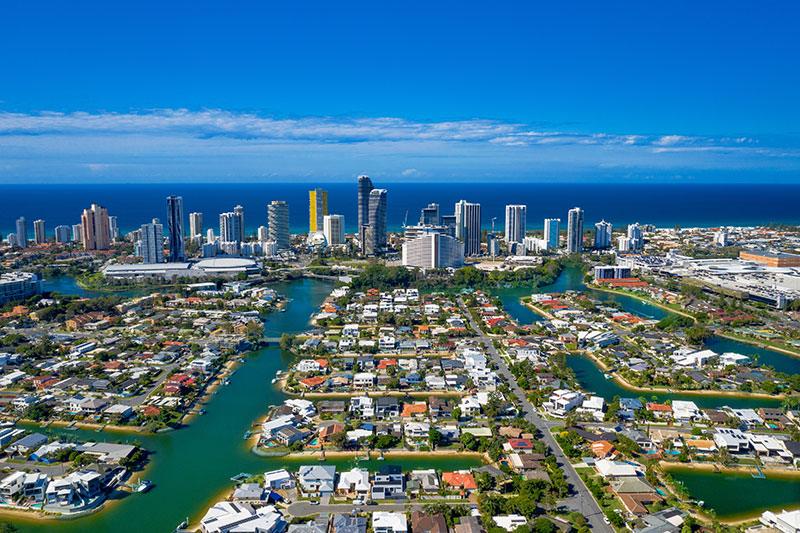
left=11, top=277, right=482, bottom=532
left=494, top=266, right=795, bottom=407
left=496, top=266, right=800, bottom=518
left=666, top=466, right=800, bottom=521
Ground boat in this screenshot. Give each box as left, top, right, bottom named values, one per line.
left=230, top=473, right=252, bottom=482
left=135, top=480, right=153, bottom=493
left=603, top=373, right=613, bottom=380
left=198, top=409, right=206, bottom=415
left=271, top=378, right=277, bottom=384
left=175, top=517, right=188, bottom=531
left=243, top=431, right=251, bottom=440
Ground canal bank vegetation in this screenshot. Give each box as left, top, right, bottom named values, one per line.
left=347, top=256, right=578, bottom=293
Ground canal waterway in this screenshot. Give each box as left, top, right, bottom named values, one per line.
left=496, top=266, right=800, bottom=517
left=42, top=276, right=158, bottom=299
left=666, top=466, right=800, bottom=520
left=494, top=266, right=795, bottom=407
left=11, top=277, right=482, bottom=532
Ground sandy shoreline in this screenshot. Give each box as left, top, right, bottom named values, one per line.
left=522, top=300, right=556, bottom=320
left=661, top=460, right=800, bottom=478
left=10, top=417, right=147, bottom=435
left=714, top=331, right=800, bottom=360
left=277, top=449, right=487, bottom=460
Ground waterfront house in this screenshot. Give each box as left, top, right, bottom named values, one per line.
left=595, top=459, right=641, bottom=478
left=403, top=421, right=430, bottom=441
left=200, top=502, right=286, bottom=533
left=646, top=403, right=673, bottom=420
left=635, top=508, right=686, bottom=533
left=407, top=469, right=439, bottom=495
left=44, top=470, right=103, bottom=510
left=713, top=428, right=751, bottom=453
left=336, top=468, right=370, bottom=499
left=297, top=465, right=336, bottom=496
left=349, top=396, right=374, bottom=418
left=428, top=397, right=452, bottom=418
left=374, top=397, right=400, bottom=419
left=371, top=465, right=405, bottom=500
left=9, top=432, right=47, bottom=455
left=353, top=372, right=376, bottom=389
left=263, top=469, right=294, bottom=490
left=442, top=471, right=478, bottom=493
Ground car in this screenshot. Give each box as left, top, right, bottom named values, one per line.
left=602, top=516, right=610, bottom=525
left=309, top=501, right=320, bottom=506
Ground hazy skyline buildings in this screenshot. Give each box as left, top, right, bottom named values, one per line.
left=189, top=212, right=203, bottom=239
left=54, top=225, right=71, bottom=244
left=504, top=204, right=527, bottom=244
left=594, top=220, right=612, bottom=249
left=566, top=207, right=584, bottom=253
left=33, top=219, right=46, bottom=245
left=363, top=188, right=388, bottom=255
left=219, top=210, right=243, bottom=246
left=323, top=214, right=345, bottom=246
left=543, top=218, right=560, bottom=250
left=455, top=200, right=481, bottom=256
left=138, top=221, right=164, bottom=264
left=268, top=200, right=290, bottom=250
left=308, top=188, right=328, bottom=233
left=420, top=203, right=440, bottom=226
left=15, top=217, right=27, bottom=249
left=166, top=195, right=185, bottom=262
left=81, top=204, right=111, bottom=251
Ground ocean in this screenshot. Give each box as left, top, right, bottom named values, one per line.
left=3, top=182, right=800, bottom=237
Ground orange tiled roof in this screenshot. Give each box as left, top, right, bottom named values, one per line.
left=442, top=472, right=477, bottom=490
left=401, top=402, right=427, bottom=417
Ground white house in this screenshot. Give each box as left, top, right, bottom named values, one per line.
left=544, top=389, right=584, bottom=417
left=200, top=502, right=285, bottom=533
left=297, top=465, right=336, bottom=495
left=336, top=468, right=370, bottom=498
left=263, top=469, right=294, bottom=489
left=353, top=373, right=376, bottom=389
left=372, top=512, right=408, bottom=533
left=493, top=515, right=528, bottom=532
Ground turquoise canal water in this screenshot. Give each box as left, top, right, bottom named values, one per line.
left=11, top=278, right=482, bottom=533
left=495, top=266, right=794, bottom=407
left=42, top=276, right=157, bottom=299
left=667, top=467, right=800, bottom=520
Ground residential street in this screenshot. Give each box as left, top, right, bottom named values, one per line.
left=459, top=298, right=613, bottom=533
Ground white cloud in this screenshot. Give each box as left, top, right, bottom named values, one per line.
left=0, top=108, right=796, bottom=182
left=0, top=108, right=768, bottom=149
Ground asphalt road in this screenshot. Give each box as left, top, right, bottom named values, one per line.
left=459, top=297, right=613, bottom=533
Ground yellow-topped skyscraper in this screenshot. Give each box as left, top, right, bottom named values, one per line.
left=308, top=188, right=328, bottom=233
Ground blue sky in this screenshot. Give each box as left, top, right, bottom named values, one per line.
left=0, top=0, right=798, bottom=183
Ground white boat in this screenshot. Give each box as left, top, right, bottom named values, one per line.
left=271, top=378, right=277, bottom=384
left=135, top=480, right=153, bottom=493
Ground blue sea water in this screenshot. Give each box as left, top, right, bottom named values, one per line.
left=2, top=182, right=799, bottom=237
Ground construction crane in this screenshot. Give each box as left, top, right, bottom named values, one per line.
left=403, top=210, right=409, bottom=228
